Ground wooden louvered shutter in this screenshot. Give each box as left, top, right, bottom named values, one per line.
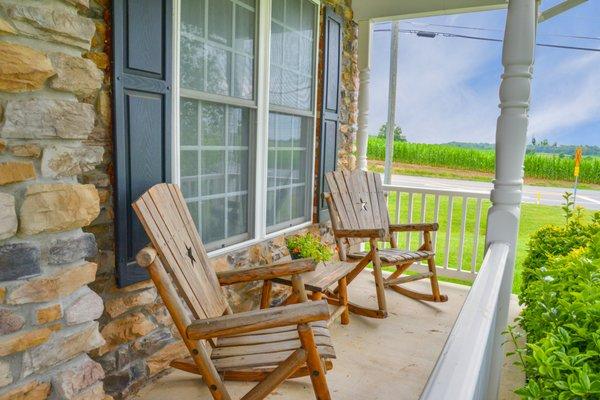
left=318, top=7, right=343, bottom=222
left=113, top=0, right=173, bottom=287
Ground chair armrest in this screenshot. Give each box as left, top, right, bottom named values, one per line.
left=186, top=301, right=330, bottom=340
left=335, top=228, right=386, bottom=239
left=216, top=258, right=316, bottom=286
left=389, top=223, right=439, bottom=232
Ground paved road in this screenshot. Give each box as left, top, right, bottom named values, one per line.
left=388, top=174, right=600, bottom=210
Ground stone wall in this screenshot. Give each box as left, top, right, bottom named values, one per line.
left=0, top=0, right=359, bottom=399
left=0, top=0, right=111, bottom=399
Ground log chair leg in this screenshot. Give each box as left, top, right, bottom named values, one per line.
left=424, top=231, right=447, bottom=302
left=337, top=277, right=350, bottom=325
left=292, top=274, right=309, bottom=303
left=369, top=238, right=388, bottom=318
left=144, top=255, right=231, bottom=400
left=297, top=324, right=331, bottom=400
left=260, top=280, right=272, bottom=309
left=311, top=292, right=324, bottom=301
left=426, top=256, right=448, bottom=302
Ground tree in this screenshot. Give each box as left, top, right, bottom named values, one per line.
left=540, top=139, right=549, bottom=146
left=377, top=123, right=406, bottom=142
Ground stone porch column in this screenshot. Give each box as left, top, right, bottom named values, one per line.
left=356, top=19, right=372, bottom=171
left=485, top=0, right=538, bottom=397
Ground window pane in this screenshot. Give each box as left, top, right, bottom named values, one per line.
left=228, top=107, right=249, bottom=146
left=266, top=112, right=311, bottom=231
left=234, top=54, right=253, bottom=99
left=201, top=198, right=225, bottom=243
left=180, top=100, right=252, bottom=249
left=180, top=0, right=256, bottom=100
left=228, top=195, right=247, bottom=237
left=181, top=0, right=205, bottom=37
left=200, top=150, right=225, bottom=195
left=269, top=0, right=316, bottom=111
left=266, top=190, right=276, bottom=226
left=275, top=187, right=291, bottom=224
left=201, top=102, right=225, bottom=146
left=235, top=5, right=255, bottom=55
left=291, top=185, right=305, bottom=219
left=228, top=150, right=248, bottom=192
left=207, top=0, right=232, bottom=45
left=205, top=45, right=230, bottom=96
left=285, top=0, right=301, bottom=31
left=180, top=37, right=204, bottom=91
left=272, top=0, right=284, bottom=22
left=180, top=99, right=198, bottom=146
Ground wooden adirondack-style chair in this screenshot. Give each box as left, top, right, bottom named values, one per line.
left=132, top=183, right=335, bottom=400
left=324, top=170, right=448, bottom=319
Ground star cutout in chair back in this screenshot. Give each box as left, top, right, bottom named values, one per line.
left=357, top=198, right=368, bottom=212
left=186, top=245, right=196, bottom=265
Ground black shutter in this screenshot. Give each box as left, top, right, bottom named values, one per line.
left=318, top=7, right=343, bottom=222
left=113, top=0, right=173, bottom=287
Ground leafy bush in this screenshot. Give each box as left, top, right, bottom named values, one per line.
left=286, top=233, right=333, bottom=263
left=509, top=203, right=600, bottom=399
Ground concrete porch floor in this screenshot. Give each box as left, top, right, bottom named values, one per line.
left=135, top=272, right=523, bottom=400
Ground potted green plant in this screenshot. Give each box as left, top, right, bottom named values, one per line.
left=286, top=233, right=333, bottom=263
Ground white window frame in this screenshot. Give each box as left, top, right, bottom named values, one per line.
left=172, top=0, right=321, bottom=257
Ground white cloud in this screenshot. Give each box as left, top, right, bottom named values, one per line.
left=367, top=12, right=600, bottom=145
left=529, top=52, right=600, bottom=140
left=369, top=17, right=503, bottom=143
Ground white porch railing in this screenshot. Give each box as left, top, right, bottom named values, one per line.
left=383, top=184, right=490, bottom=282
left=420, top=242, right=511, bottom=400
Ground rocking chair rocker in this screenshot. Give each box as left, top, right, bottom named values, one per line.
left=324, top=170, right=448, bottom=319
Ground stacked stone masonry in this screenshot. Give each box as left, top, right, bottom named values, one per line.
left=0, top=0, right=358, bottom=399
left=0, top=0, right=110, bottom=399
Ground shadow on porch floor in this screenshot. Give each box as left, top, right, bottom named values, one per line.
left=135, top=271, right=523, bottom=400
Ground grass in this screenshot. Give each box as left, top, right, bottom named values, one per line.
left=367, top=160, right=600, bottom=190
left=379, top=192, right=592, bottom=293
left=367, top=138, right=600, bottom=185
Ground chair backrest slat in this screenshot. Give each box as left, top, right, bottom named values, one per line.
left=133, top=183, right=228, bottom=320
left=325, top=170, right=389, bottom=249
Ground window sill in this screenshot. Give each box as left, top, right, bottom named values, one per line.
left=207, top=220, right=313, bottom=259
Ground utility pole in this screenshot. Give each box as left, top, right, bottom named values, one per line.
left=384, top=21, right=399, bottom=185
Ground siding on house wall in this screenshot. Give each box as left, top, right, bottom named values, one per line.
left=0, top=0, right=358, bottom=399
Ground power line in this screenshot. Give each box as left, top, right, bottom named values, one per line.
left=372, top=28, right=600, bottom=52
left=400, top=21, right=600, bottom=41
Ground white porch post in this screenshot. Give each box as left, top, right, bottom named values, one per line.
left=356, top=20, right=372, bottom=171
left=485, top=0, right=537, bottom=398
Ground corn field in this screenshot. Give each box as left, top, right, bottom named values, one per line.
left=367, top=138, right=600, bottom=184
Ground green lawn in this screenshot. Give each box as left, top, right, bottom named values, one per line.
left=380, top=192, right=585, bottom=292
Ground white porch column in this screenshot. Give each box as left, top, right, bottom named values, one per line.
left=356, top=19, right=372, bottom=171
left=485, top=0, right=537, bottom=398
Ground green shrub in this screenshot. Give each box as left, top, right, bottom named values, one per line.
left=510, top=205, right=600, bottom=399
left=285, top=233, right=333, bottom=263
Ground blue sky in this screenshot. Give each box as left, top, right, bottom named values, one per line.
left=368, top=1, right=600, bottom=145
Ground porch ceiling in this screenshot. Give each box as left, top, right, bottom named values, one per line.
left=352, top=0, right=508, bottom=22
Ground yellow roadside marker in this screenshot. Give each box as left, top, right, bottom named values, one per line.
left=573, top=147, right=583, bottom=206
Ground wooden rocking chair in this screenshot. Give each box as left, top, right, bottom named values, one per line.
left=324, top=170, right=448, bottom=319
left=132, top=183, right=335, bottom=400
